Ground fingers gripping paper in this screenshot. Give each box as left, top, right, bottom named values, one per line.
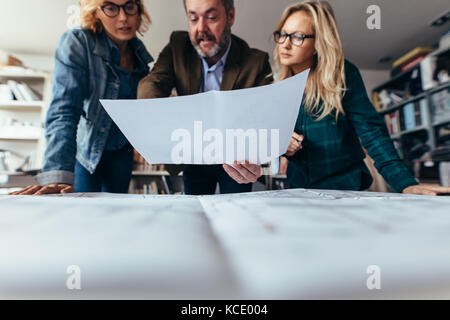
left=100, top=70, right=309, bottom=165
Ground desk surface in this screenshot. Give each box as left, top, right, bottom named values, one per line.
left=1, top=189, right=450, bottom=299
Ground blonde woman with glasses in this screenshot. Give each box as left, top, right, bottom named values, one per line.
left=274, top=1, right=450, bottom=195
left=11, top=0, right=153, bottom=195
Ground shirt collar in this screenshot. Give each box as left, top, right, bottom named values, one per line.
left=200, top=39, right=232, bottom=72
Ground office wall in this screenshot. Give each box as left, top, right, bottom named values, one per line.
left=12, top=53, right=390, bottom=104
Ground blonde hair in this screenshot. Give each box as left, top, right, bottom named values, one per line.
left=79, top=0, right=151, bottom=34
left=274, top=1, right=346, bottom=121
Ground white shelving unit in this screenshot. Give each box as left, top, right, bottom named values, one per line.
left=0, top=69, right=52, bottom=190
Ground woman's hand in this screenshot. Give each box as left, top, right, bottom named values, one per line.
left=223, top=161, right=262, bottom=184
left=8, top=184, right=74, bottom=195
left=285, top=133, right=304, bottom=157
left=402, top=184, right=450, bottom=196
left=280, top=156, right=288, bottom=175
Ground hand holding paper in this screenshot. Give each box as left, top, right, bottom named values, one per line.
left=223, top=161, right=262, bottom=184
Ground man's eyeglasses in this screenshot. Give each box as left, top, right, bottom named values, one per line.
left=100, top=1, right=140, bottom=18
left=273, top=31, right=315, bottom=47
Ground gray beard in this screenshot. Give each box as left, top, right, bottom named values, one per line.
left=194, top=25, right=231, bottom=58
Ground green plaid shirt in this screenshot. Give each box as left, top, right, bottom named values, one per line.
left=287, top=60, right=418, bottom=192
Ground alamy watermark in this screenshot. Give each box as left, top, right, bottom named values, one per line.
left=170, top=121, right=280, bottom=164
left=66, top=265, right=82, bottom=290
left=366, top=265, right=381, bottom=290
left=367, top=5, right=381, bottom=30
left=67, top=4, right=81, bottom=29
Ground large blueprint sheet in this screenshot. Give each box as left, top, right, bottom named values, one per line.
left=1, top=189, right=450, bottom=299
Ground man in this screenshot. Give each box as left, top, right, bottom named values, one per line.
left=138, top=0, right=273, bottom=195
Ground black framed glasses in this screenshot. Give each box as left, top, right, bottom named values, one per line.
left=273, top=31, right=315, bottom=47
left=100, top=1, right=140, bottom=17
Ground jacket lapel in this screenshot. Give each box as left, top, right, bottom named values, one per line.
left=187, top=45, right=202, bottom=95
left=221, top=37, right=241, bottom=91
left=92, top=31, right=112, bottom=62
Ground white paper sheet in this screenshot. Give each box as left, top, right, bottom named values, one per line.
left=100, top=70, right=309, bottom=165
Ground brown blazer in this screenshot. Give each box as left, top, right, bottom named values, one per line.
left=138, top=31, right=273, bottom=99
left=137, top=31, right=273, bottom=175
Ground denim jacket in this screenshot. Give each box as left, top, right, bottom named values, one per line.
left=35, top=28, right=153, bottom=185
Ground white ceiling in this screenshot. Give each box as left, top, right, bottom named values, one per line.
left=0, top=0, right=448, bottom=70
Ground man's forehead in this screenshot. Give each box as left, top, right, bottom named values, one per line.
left=185, top=0, right=224, bottom=14
left=188, top=7, right=218, bottom=15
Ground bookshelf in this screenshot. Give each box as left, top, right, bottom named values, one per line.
left=372, top=45, right=450, bottom=183
left=0, top=69, right=52, bottom=190
left=376, top=81, right=449, bottom=150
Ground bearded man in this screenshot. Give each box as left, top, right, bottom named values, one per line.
left=138, top=0, right=273, bottom=195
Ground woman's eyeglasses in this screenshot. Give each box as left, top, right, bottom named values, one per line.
left=100, top=1, right=140, bottom=17
left=273, top=31, right=315, bottom=47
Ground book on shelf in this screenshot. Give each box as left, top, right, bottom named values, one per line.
left=386, top=110, right=401, bottom=135
left=393, top=47, right=434, bottom=69
left=391, top=53, right=429, bottom=77
left=418, top=98, right=429, bottom=127
left=377, top=89, right=409, bottom=110
left=4, top=80, right=41, bottom=102
left=420, top=55, right=438, bottom=91
left=0, top=84, right=14, bottom=101
left=7, top=80, right=25, bottom=101
left=385, top=98, right=431, bottom=137
left=17, top=83, right=39, bottom=101
left=403, top=102, right=415, bottom=131
left=400, top=54, right=428, bottom=73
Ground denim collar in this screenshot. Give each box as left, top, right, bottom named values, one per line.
left=93, top=30, right=153, bottom=68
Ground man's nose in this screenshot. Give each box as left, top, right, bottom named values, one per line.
left=197, top=17, right=208, bottom=33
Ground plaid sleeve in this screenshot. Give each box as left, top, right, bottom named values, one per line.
left=342, top=61, right=418, bottom=192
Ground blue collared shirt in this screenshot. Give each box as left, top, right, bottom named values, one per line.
left=199, top=41, right=231, bottom=93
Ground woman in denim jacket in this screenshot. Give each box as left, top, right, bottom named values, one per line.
left=11, top=0, right=153, bottom=195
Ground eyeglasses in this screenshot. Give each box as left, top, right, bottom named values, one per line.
left=273, top=31, right=315, bottom=47
left=100, top=1, right=140, bottom=17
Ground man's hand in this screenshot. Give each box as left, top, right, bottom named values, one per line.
left=285, top=133, right=304, bottom=157
left=223, top=161, right=262, bottom=184
left=8, top=184, right=74, bottom=195
left=402, top=184, right=450, bottom=196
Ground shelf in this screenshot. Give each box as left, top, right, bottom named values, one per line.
left=0, top=101, right=45, bottom=110
left=0, top=171, right=28, bottom=176
left=379, top=81, right=450, bottom=115
left=373, top=66, right=418, bottom=93
left=432, top=119, right=450, bottom=127
left=0, top=135, right=40, bottom=141
left=0, top=71, right=49, bottom=80
left=390, top=125, right=428, bottom=139
left=373, top=47, right=449, bottom=94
